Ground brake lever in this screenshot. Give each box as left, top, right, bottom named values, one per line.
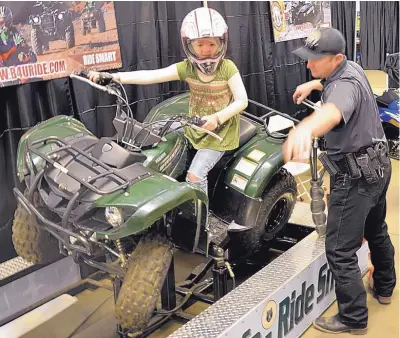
left=188, top=123, right=223, bottom=143
left=70, top=73, right=118, bottom=96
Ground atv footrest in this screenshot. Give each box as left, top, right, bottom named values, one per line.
left=207, top=215, right=228, bottom=247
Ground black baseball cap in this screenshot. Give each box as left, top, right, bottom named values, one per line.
left=293, top=27, right=346, bottom=60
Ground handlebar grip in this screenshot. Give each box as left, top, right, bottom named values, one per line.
left=191, top=117, right=206, bottom=127
left=75, top=69, right=90, bottom=78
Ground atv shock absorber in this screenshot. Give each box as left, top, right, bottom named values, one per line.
left=310, top=137, right=327, bottom=237
left=115, top=239, right=128, bottom=267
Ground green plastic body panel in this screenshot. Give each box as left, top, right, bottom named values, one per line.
left=222, top=134, right=285, bottom=199
left=16, top=114, right=207, bottom=240
left=94, top=174, right=208, bottom=240
left=142, top=132, right=188, bottom=178
left=17, top=115, right=92, bottom=181
left=144, top=93, right=190, bottom=123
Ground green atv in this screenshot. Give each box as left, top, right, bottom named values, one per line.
left=11, top=72, right=298, bottom=333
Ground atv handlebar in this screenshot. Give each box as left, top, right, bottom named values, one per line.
left=70, top=72, right=223, bottom=143
left=181, top=117, right=223, bottom=142
left=70, top=73, right=119, bottom=96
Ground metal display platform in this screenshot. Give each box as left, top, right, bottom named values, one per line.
left=168, top=232, right=368, bottom=338
left=0, top=200, right=369, bottom=338
left=0, top=256, right=81, bottom=326
left=289, top=201, right=326, bottom=229
left=0, top=257, right=34, bottom=281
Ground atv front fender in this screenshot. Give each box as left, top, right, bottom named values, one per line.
left=94, top=176, right=208, bottom=252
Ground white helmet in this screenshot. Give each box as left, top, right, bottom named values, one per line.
left=181, top=7, right=228, bottom=75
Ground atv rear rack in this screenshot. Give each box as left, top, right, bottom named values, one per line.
left=243, top=99, right=299, bottom=137
left=26, top=135, right=136, bottom=196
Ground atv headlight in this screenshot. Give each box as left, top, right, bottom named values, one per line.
left=33, top=16, right=40, bottom=23
left=105, top=207, right=124, bottom=227
left=58, top=13, right=64, bottom=20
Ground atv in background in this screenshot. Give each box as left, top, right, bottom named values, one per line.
left=376, top=53, right=399, bottom=160
left=81, top=2, right=106, bottom=35
left=290, top=1, right=324, bottom=26
left=29, top=1, right=75, bottom=55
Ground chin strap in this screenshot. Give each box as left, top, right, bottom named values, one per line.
left=310, top=137, right=327, bottom=237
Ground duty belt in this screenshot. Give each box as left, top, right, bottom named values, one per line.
left=319, top=142, right=390, bottom=184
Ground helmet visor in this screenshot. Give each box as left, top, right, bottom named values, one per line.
left=186, top=37, right=225, bottom=61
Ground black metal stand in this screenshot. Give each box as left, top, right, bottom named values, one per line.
left=113, top=276, right=128, bottom=338
left=160, top=256, right=176, bottom=311
left=211, top=246, right=229, bottom=301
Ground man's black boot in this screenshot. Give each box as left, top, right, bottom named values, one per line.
left=313, top=314, right=368, bottom=335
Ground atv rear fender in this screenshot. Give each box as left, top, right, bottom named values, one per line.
left=223, top=135, right=285, bottom=198
left=211, top=135, right=286, bottom=227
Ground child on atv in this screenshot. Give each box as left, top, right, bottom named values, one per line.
left=87, top=7, right=248, bottom=194
left=0, top=6, right=37, bottom=67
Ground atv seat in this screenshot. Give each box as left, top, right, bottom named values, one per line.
left=91, top=137, right=147, bottom=169
left=238, top=116, right=257, bottom=147
left=222, top=116, right=257, bottom=156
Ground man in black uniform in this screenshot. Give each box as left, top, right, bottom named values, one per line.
left=283, top=27, right=396, bottom=335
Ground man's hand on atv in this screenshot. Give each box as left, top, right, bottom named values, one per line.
left=200, top=114, right=219, bottom=131
left=87, top=71, right=119, bottom=85
left=282, top=125, right=312, bottom=163
left=293, top=80, right=323, bottom=104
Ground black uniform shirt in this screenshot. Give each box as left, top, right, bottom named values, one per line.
left=321, top=57, right=386, bottom=160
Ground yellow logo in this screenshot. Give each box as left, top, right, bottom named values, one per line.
left=262, top=300, right=277, bottom=329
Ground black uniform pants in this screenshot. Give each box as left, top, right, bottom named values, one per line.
left=326, top=161, right=396, bottom=328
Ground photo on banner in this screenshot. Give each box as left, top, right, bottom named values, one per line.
left=0, top=1, right=122, bottom=87
left=270, top=1, right=331, bottom=43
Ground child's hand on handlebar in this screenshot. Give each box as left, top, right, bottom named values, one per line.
left=87, top=71, right=117, bottom=85
left=200, top=114, right=219, bottom=131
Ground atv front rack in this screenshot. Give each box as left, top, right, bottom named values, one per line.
left=16, top=135, right=151, bottom=257
left=26, top=135, right=135, bottom=196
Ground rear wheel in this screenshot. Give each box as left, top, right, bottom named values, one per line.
left=65, top=25, right=75, bottom=49
left=115, top=233, right=173, bottom=331
left=229, top=169, right=297, bottom=258
left=96, top=13, right=106, bottom=32
left=31, top=29, right=43, bottom=55
left=81, top=21, right=87, bottom=35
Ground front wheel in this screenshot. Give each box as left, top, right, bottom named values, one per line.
left=12, top=192, right=61, bottom=264
left=115, top=233, right=173, bottom=330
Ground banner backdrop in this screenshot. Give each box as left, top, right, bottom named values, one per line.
left=0, top=1, right=122, bottom=87
left=271, top=1, right=331, bottom=43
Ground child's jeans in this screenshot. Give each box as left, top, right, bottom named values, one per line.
left=155, top=121, right=225, bottom=194
left=187, top=148, right=225, bottom=194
